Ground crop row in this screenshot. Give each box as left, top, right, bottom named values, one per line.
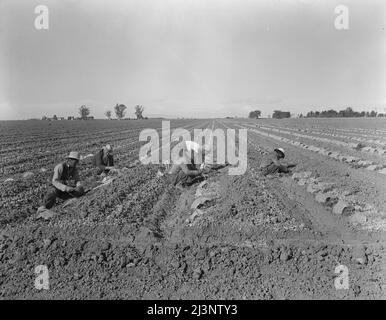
left=0, top=121, right=205, bottom=178
left=246, top=136, right=385, bottom=232
left=260, top=124, right=386, bottom=148
left=238, top=125, right=386, bottom=176
left=0, top=121, right=211, bottom=226
left=0, top=119, right=203, bottom=157
left=245, top=124, right=386, bottom=158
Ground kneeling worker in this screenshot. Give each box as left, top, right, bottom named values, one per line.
left=167, top=141, right=205, bottom=187
left=259, top=148, right=296, bottom=176
left=37, top=151, right=85, bottom=212
left=92, top=144, right=116, bottom=175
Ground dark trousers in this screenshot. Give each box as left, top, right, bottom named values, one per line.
left=261, top=163, right=289, bottom=176
left=172, top=171, right=205, bottom=187
left=95, top=167, right=110, bottom=176
left=43, top=186, right=85, bottom=209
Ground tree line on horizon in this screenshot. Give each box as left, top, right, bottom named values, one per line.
left=248, top=110, right=291, bottom=119
left=42, top=103, right=146, bottom=120
left=304, top=107, right=383, bottom=118
left=248, top=107, right=385, bottom=119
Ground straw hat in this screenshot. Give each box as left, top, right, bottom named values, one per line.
left=274, top=148, right=285, bottom=157
left=67, top=151, right=80, bottom=161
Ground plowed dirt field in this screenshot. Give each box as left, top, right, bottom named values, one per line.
left=1, top=118, right=385, bottom=299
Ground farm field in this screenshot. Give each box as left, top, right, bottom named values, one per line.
left=0, top=118, right=386, bottom=299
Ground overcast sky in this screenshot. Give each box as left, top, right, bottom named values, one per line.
left=0, top=0, right=385, bottom=119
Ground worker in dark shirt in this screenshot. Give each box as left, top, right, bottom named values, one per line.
left=37, top=151, right=85, bottom=212
left=92, top=144, right=116, bottom=175
left=259, top=148, right=296, bottom=176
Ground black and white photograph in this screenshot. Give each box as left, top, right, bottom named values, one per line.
left=0, top=0, right=385, bottom=303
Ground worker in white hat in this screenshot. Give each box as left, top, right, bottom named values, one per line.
left=166, top=140, right=205, bottom=188
left=92, top=144, right=117, bottom=176
left=37, top=151, right=85, bottom=213
left=259, top=147, right=296, bottom=176
left=274, top=148, right=285, bottom=158
left=185, top=141, right=202, bottom=154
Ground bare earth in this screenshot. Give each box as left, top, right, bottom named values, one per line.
left=0, top=118, right=385, bottom=299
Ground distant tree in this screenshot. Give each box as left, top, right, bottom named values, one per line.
left=53, top=115, right=58, bottom=120
left=42, top=115, right=48, bottom=120
left=344, top=107, right=355, bottom=117
left=370, top=110, right=377, bottom=117
left=79, top=105, right=90, bottom=119
left=248, top=110, right=261, bottom=119
left=320, top=109, right=337, bottom=117
left=135, top=105, right=144, bottom=119
left=327, top=109, right=338, bottom=117
left=114, top=103, right=127, bottom=120
left=105, top=110, right=112, bottom=120
left=272, top=110, right=291, bottom=119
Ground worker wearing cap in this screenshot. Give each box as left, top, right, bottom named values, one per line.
left=92, top=144, right=116, bottom=175
left=259, top=148, right=295, bottom=176
left=167, top=141, right=205, bottom=187
left=37, top=151, right=85, bottom=212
